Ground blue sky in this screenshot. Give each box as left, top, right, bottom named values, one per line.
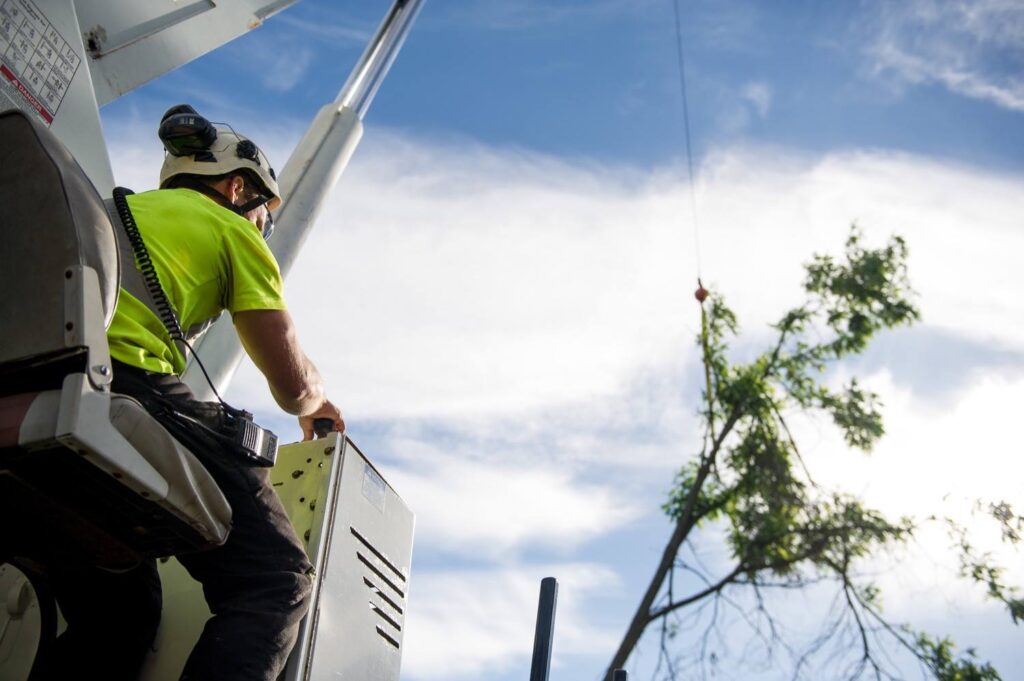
left=102, top=1, right=1024, bottom=680
left=105, top=0, right=1024, bottom=169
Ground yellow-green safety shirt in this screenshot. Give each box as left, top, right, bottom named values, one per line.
left=107, top=188, right=287, bottom=375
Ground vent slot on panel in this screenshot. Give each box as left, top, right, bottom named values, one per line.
left=370, top=602, right=402, bottom=631
left=351, top=526, right=406, bottom=583
left=364, top=576, right=404, bottom=615
left=357, top=552, right=405, bottom=599
left=376, top=625, right=400, bottom=649
left=352, top=524, right=409, bottom=651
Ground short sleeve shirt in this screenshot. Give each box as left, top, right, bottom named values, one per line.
left=107, top=188, right=287, bottom=375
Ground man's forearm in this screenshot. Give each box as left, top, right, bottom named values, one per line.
left=270, top=356, right=326, bottom=416
left=234, top=309, right=327, bottom=414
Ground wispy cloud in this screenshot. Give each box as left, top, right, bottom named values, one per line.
left=274, top=12, right=372, bottom=46
left=741, top=80, right=771, bottom=118
left=382, top=443, right=642, bottom=559
left=259, top=47, right=315, bottom=92
left=716, top=80, right=773, bottom=134
left=866, top=0, right=1024, bottom=111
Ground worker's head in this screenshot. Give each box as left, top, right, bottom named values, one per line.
left=157, top=105, right=281, bottom=238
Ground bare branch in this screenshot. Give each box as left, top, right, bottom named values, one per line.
left=650, top=563, right=746, bottom=620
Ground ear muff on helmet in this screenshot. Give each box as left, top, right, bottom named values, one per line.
left=158, top=104, right=218, bottom=157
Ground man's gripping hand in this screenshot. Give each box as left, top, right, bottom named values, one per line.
left=299, top=398, right=345, bottom=441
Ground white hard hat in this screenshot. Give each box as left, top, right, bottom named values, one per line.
left=159, top=128, right=282, bottom=212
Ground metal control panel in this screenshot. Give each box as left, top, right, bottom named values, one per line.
left=138, top=433, right=415, bottom=681
left=290, top=437, right=415, bottom=680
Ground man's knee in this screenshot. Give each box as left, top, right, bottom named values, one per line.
left=274, top=568, right=314, bottom=624
left=202, top=566, right=312, bottom=624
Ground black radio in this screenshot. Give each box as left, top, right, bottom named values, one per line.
left=223, top=406, right=278, bottom=468
left=170, top=402, right=279, bottom=468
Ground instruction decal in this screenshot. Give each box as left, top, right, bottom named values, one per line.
left=0, top=0, right=81, bottom=125
left=361, top=462, right=387, bottom=514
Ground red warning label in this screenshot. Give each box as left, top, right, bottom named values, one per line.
left=1, top=62, right=50, bottom=122
left=0, top=0, right=80, bottom=126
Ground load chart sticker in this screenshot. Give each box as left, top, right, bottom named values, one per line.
left=0, top=0, right=80, bottom=125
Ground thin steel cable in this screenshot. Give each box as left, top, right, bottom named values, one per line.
left=672, top=0, right=702, bottom=278
left=672, top=0, right=717, bottom=441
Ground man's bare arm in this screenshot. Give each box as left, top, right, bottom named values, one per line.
left=234, top=309, right=344, bottom=439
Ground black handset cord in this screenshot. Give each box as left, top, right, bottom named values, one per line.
left=112, top=186, right=226, bottom=405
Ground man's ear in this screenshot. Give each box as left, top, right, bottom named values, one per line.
left=227, top=174, right=246, bottom=202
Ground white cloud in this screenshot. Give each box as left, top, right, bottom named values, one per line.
left=270, top=136, right=1022, bottom=420
left=230, top=133, right=699, bottom=421
left=691, top=146, right=1024, bottom=350
left=782, top=366, right=1024, bottom=542
left=716, top=81, right=773, bottom=134
left=866, top=0, right=1024, bottom=111
left=403, top=563, right=619, bottom=679
left=860, top=372, right=1023, bottom=518
left=380, top=439, right=642, bottom=559
left=274, top=13, right=372, bottom=46
left=260, top=47, right=315, bottom=92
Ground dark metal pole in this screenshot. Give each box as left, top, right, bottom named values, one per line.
left=529, top=577, right=559, bottom=681
left=610, top=670, right=628, bottom=681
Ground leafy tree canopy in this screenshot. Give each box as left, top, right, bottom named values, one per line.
left=606, top=229, right=1021, bottom=681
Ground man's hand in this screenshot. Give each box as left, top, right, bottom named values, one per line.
left=299, top=398, right=345, bottom=441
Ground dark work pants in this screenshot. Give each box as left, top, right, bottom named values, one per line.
left=46, top=361, right=313, bottom=681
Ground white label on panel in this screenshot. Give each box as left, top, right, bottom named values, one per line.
left=0, top=0, right=80, bottom=126
left=361, top=462, right=387, bottom=514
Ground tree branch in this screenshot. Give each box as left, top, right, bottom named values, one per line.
left=771, top=403, right=818, bottom=489
left=650, top=563, right=747, bottom=620
left=605, top=408, right=744, bottom=678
